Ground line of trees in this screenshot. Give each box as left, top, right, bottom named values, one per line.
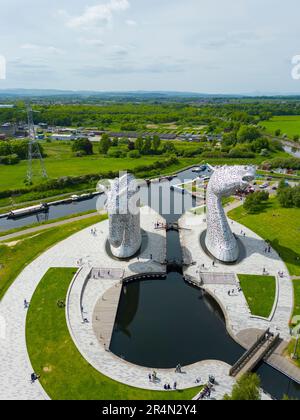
left=0, top=140, right=45, bottom=165
left=243, top=190, right=270, bottom=213
left=277, top=179, right=300, bottom=208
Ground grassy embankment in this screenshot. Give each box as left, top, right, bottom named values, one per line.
left=26, top=268, right=202, bottom=400
left=0, top=213, right=106, bottom=300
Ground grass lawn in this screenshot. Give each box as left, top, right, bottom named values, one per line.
left=292, top=279, right=300, bottom=320
left=229, top=198, right=300, bottom=277
left=26, top=268, right=201, bottom=400
left=238, top=275, right=276, bottom=318
left=0, top=141, right=204, bottom=192
left=0, top=214, right=106, bottom=300
left=261, top=116, right=300, bottom=139
left=0, top=154, right=171, bottom=191
left=287, top=280, right=300, bottom=368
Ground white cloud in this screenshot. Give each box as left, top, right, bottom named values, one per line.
left=79, top=38, right=105, bottom=47
left=126, top=19, right=137, bottom=26
left=21, top=43, right=40, bottom=50
left=20, top=44, right=64, bottom=54
left=66, top=0, right=130, bottom=29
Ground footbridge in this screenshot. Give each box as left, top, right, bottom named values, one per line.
left=230, top=329, right=281, bottom=379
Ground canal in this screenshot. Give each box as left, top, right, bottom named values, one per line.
left=2, top=165, right=300, bottom=399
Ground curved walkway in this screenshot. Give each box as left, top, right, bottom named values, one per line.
left=66, top=266, right=237, bottom=399
left=0, top=207, right=166, bottom=400
left=179, top=211, right=294, bottom=342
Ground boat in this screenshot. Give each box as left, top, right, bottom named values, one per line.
left=8, top=203, right=49, bottom=219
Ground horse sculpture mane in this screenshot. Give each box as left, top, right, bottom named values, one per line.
left=205, top=165, right=256, bottom=263
left=106, top=173, right=142, bottom=259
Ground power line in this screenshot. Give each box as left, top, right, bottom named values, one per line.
left=26, top=105, right=48, bottom=184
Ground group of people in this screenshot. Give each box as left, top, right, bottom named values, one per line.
left=240, top=230, right=247, bottom=237
left=90, top=228, right=97, bottom=236
left=197, top=383, right=213, bottom=400
left=148, top=371, right=158, bottom=383
left=264, top=245, right=272, bottom=254
left=228, top=286, right=242, bottom=297
left=163, top=383, right=177, bottom=390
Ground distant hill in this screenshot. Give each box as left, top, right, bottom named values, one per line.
left=0, top=89, right=299, bottom=101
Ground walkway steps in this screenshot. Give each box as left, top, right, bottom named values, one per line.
left=92, top=282, right=122, bottom=349
left=200, top=272, right=237, bottom=286
left=230, top=329, right=281, bottom=378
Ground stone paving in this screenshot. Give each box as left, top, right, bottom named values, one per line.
left=66, top=259, right=239, bottom=399
left=179, top=211, right=294, bottom=343
left=0, top=206, right=166, bottom=400
left=0, top=202, right=282, bottom=401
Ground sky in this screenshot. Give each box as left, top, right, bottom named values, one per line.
left=0, top=0, right=300, bottom=94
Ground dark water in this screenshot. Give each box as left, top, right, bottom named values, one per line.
left=110, top=182, right=300, bottom=400
left=256, top=363, right=300, bottom=400
left=110, top=272, right=244, bottom=369
left=0, top=194, right=107, bottom=232
left=0, top=166, right=199, bottom=232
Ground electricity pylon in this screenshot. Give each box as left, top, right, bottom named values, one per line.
left=26, top=105, right=48, bottom=184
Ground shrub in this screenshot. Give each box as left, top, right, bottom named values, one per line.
left=107, top=148, right=126, bottom=158
left=71, top=138, right=93, bottom=156
left=0, top=153, right=20, bottom=165
left=127, top=150, right=141, bottom=159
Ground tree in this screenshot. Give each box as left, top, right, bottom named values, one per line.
left=135, top=137, right=144, bottom=153
left=278, top=183, right=300, bottom=208
left=112, top=138, right=119, bottom=147
left=243, top=191, right=269, bottom=213
left=223, top=132, right=237, bottom=147
left=127, top=140, right=135, bottom=151
left=275, top=129, right=281, bottom=137
left=162, top=142, right=177, bottom=155
left=237, top=125, right=262, bottom=143
left=72, top=138, right=93, bottom=155
left=152, top=135, right=161, bottom=151
left=223, top=374, right=261, bottom=401
left=251, top=137, right=270, bottom=153
left=127, top=150, right=140, bottom=159
left=143, top=136, right=152, bottom=154
left=99, top=134, right=112, bottom=155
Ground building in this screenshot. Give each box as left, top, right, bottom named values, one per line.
left=0, top=123, right=16, bottom=137
left=51, top=133, right=76, bottom=141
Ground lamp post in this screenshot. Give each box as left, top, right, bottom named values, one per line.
left=292, top=333, right=299, bottom=360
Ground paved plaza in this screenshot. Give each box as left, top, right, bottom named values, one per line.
left=0, top=207, right=166, bottom=400
left=179, top=210, right=294, bottom=342
left=0, top=202, right=296, bottom=400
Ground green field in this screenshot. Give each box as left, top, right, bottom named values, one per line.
left=261, top=116, right=300, bottom=139
left=238, top=275, right=276, bottom=318
left=229, top=198, right=300, bottom=277
left=26, top=268, right=201, bottom=400
left=0, top=213, right=106, bottom=299
left=292, top=279, right=300, bottom=320
left=0, top=148, right=173, bottom=191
